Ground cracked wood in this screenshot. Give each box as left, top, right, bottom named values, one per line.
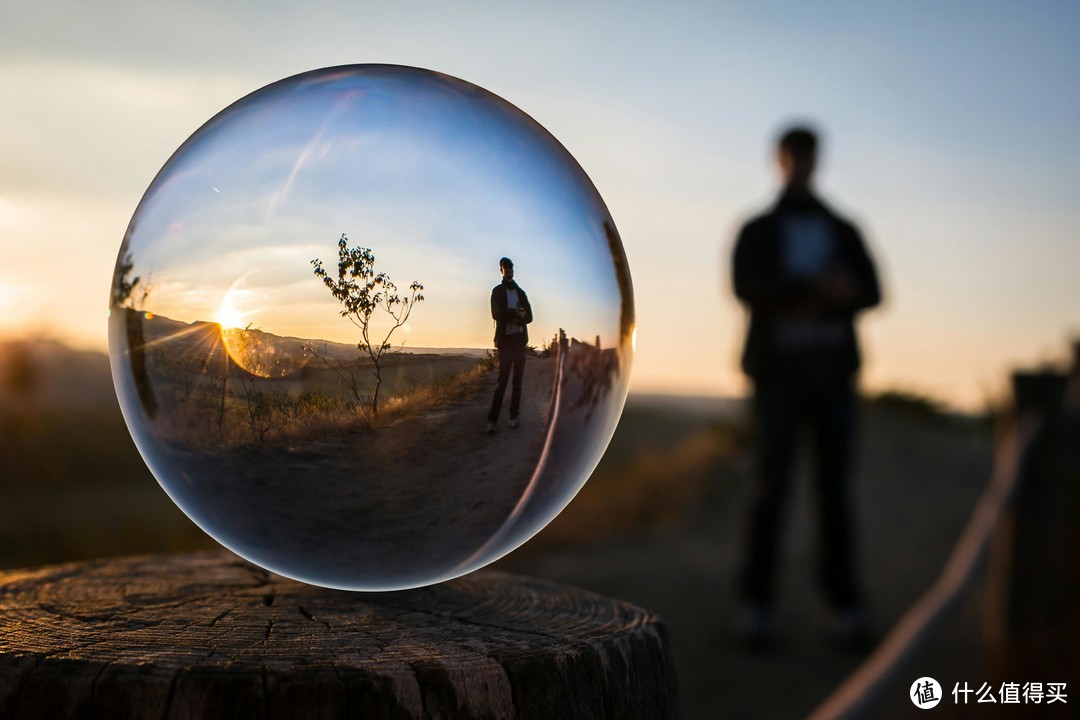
left=0, top=551, right=677, bottom=719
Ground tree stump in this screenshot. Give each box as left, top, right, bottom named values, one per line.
left=0, top=552, right=677, bottom=719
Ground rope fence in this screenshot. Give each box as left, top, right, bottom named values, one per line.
left=810, top=344, right=1079, bottom=720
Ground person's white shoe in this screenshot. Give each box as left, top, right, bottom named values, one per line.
left=508, top=417, right=520, bottom=429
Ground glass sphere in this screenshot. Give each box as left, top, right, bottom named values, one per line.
left=109, top=65, right=634, bottom=591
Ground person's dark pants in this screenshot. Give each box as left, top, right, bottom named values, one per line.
left=740, top=360, right=860, bottom=611
left=488, top=335, right=527, bottom=423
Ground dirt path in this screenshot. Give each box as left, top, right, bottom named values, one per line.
left=497, top=406, right=994, bottom=719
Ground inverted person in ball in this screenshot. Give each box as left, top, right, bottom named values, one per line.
left=487, top=257, right=533, bottom=433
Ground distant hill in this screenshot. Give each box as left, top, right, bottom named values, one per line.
left=0, top=317, right=490, bottom=413
left=2, top=332, right=744, bottom=419
left=138, top=314, right=488, bottom=361
left=0, top=338, right=116, bottom=412
left=626, top=392, right=746, bottom=422
left=396, top=347, right=490, bottom=358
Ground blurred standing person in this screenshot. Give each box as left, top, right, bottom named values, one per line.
left=732, top=126, right=882, bottom=650
left=488, top=257, right=533, bottom=433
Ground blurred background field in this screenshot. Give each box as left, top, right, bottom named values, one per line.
left=0, top=337, right=1002, bottom=718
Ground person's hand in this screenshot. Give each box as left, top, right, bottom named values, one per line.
left=817, top=272, right=857, bottom=305
left=515, top=305, right=527, bottom=319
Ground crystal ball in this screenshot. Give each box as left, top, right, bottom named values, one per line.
left=109, top=65, right=635, bottom=591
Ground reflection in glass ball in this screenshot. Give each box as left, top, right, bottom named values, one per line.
left=109, top=65, right=635, bottom=591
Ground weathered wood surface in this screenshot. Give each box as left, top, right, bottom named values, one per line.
left=0, top=552, right=677, bottom=719
left=984, top=360, right=1080, bottom=710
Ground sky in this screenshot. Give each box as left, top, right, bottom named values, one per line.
left=2, top=1, right=1078, bottom=410
left=119, top=66, right=622, bottom=353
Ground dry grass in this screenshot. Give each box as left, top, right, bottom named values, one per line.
left=149, top=355, right=496, bottom=452
left=532, top=405, right=742, bottom=547
left=376, top=358, right=494, bottom=425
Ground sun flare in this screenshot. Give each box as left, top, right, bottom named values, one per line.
left=215, top=292, right=247, bottom=330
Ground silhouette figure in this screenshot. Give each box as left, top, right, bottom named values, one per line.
left=487, top=257, right=533, bottom=433
left=732, top=126, right=881, bottom=650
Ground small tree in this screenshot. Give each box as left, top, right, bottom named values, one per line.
left=312, top=233, right=424, bottom=415
left=112, top=251, right=158, bottom=418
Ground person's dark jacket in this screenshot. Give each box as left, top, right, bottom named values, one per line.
left=733, top=191, right=881, bottom=379
left=491, top=281, right=533, bottom=347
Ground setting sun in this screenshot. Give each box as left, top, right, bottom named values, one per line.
left=215, top=292, right=247, bottom=330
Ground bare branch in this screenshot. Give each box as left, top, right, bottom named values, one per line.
left=311, top=233, right=425, bottom=414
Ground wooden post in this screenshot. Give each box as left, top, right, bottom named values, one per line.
left=984, top=348, right=1080, bottom=707
left=0, top=552, right=677, bottom=719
